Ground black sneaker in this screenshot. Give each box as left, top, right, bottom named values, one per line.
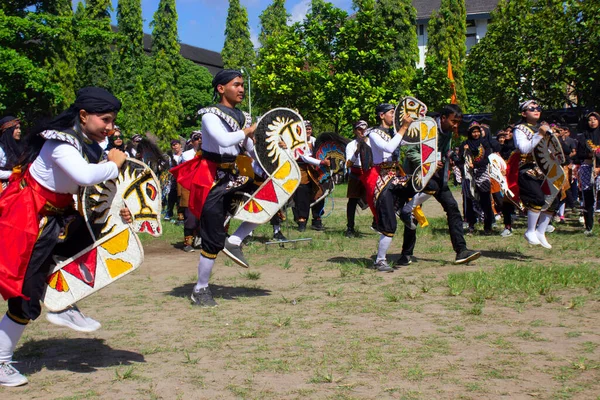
left=190, top=287, right=218, bottom=307
left=311, top=219, right=325, bottom=231
left=455, top=249, right=481, bottom=265
left=222, top=239, right=250, bottom=268
left=344, top=228, right=356, bottom=238
left=396, top=254, right=412, bottom=266
left=370, top=260, right=394, bottom=272
left=297, top=221, right=307, bottom=232
left=273, top=231, right=287, bottom=241
left=183, top=245, right=195, bottom=253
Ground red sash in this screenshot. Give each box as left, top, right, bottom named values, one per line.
left=0, top=170, right=73, bottom=300
left=505, top=151, right=521, bottom=204
left=361, top=166, right=381, bottom=220
left=170, top=156, right=217, bottom=219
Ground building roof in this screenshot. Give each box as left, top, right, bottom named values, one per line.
left=142, top=33, right=223, bottom=75
left=414, top=0, right=499, bottom=20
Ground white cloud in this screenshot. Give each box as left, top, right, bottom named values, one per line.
left=250, top=26, right=260, bottom=49
left=289, top=0, right=310, bottom=24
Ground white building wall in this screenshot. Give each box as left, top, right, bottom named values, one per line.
left=416, top=15, right=489, bottom=69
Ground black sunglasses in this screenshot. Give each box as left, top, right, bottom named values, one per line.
left=526, top=106, right=542, bottom=112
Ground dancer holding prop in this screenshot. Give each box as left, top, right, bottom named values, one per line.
left=0, top=87, right=129, bottom=387
left=507, top=100, right=564, bottom=248
left=362, top=103, right=414, bottom=272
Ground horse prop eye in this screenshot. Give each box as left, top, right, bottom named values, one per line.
left=146, top=183, right=157, bottom=201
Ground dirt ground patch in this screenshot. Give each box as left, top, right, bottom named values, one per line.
left=2, top=190, right=600, bottom=399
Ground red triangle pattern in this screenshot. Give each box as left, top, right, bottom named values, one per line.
left=62, top=248, right=98, bottom=288
left=421, top=143, right=434, bottom=163
left=541, top=180, right=551, bottom=195
left=254, top=179, right=279, bottom=203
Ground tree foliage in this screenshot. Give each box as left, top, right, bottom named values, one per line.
left=258, top=0, right=288, bottom=48
left=465, top=0, right=599, bottom=126
left=416, top=0, right=467, bottom=111
left=222, top=0, right=255, bottom=70
left=148, top=0, right=182, bottom=144
left=177, top=58, right=213, bottom=132
left=75, top=0, right=115, bottom=89
left=254, top=0, right=418, bottom=134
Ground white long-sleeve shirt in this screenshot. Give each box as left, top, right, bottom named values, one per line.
left=367, top=128, right=403, bottom=165
left=29, top=140, right=119, bottom=194
left=201, top=113, right=253, bottom=157
left=299, top=136, right=321, bottom=166
left=513, top=124, right=543, bottom=155
left=345, top=138, right=370, bottom=168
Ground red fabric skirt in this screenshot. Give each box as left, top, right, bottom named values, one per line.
left=170, top=156, right=217, bottom=219
left=0, top=170, right=73, bottom=300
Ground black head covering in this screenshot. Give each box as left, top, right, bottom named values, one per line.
left=212, top=69, right=243, bottom=95
left=24, top=87, right=122, bottom=165
left=0, top=116, right=24, bottom=171
left=375, top=103, right=394, bottom=115
left=464, top=122, right=489, bottom=166
left=106, top=126, right=125, bottom=151
left=585, top=112, right=600, bottom=147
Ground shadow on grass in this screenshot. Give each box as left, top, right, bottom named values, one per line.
left=15, top=338, right=145, bottom=374
left=167, top=283, right=272, bottom=300
left=479, top=249, right=534, bottom=261
left=326, top=256, right=374, bottom=266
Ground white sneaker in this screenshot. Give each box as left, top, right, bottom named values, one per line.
left=0, top=362, right=28, bottom=387
left=524, top=231, right=541, bottom=246
left=500, top=228, right=513, bottom=237
left=545, top=224, right=555, bottom=233
left=46, top=305, right=101, bottom=333
left=536, top=231, right=552, bottom=249
left=584, top=229, right=593, bottom=236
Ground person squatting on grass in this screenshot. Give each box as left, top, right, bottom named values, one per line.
left=0, top=87, right=131, bottom=387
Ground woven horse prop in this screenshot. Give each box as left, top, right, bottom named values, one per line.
left=232, top=108, right=306, bottom=224
left=43, top=158, right=162, bottom=311
left=394, top=97, right=439, bottom=192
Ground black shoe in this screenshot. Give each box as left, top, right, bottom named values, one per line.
left=455, top=249, right=481, bottom=265
left=311, top=219, right=325, bottom=231
left=344, top=228, right=356, bottom=238
left=273, top=231, right=287, bottom=241
left=183, top=245, right=195, bottom=253
left=222, top=239, right=250, bottom=268
left=190, top=286, right=218, bottom=307
left=396, top=254, right=412, bottom=266
left=297, top=221, right=307, bottom=232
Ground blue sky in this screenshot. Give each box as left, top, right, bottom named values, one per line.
left=110, top=0, right=354, bottom=53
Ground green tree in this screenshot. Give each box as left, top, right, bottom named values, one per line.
left=416, top=0, right=467, bottom=111
left=465, top=0, right=585, bottom=125
left=148, top=0, right=182, bottom=144
left=75, top=0, right=115, bottom=89
left=177, top=59, right=213, bottom=133
left=114, top=0, right=148, bottom=137
left=258, top=0, right=288, bottom=47
left=0, top=3, right=74, bottom=121
left=222, top=0, right=255, bottom=70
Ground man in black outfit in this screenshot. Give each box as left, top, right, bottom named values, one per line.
left=399, top=104, right=481, bottom=265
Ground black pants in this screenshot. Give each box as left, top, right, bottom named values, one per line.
left=375, top=183, right=414, bottom=236
left=465, top=190, right=494, bottom=231
left=8, top=212, right=93, bottom=322
left=184, top=207, right=200, bottom=237
left=165, top=179, right=179, bottom=217
left=402, top=174, right=467, bottom=256
left=294, top=182, right=324, bottom=222
left=503, top=201, right=515, bottom=228
left=199, top=174, right=253, bottom=258
left=518, top=170, right=545, bottom=211
left=582, top=189, right=595, bottom=230
left=347, top=198, right=359, bottom=229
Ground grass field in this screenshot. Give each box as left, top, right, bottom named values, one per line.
left=2, top=184, right=600, bottom=399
